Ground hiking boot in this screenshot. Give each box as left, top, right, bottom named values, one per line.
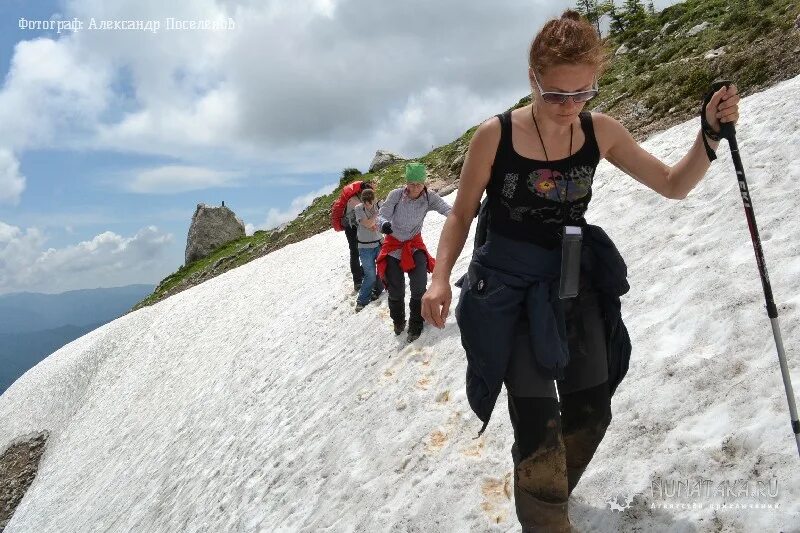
left=388, top=298, right=405, bottom=334
left=355, top=303, right=366, bottom=313
left=407, top=298, right=423, bottom=342
left=406, top=322, right=423, bottom=343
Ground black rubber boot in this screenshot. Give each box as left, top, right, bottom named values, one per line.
left=388, top=298, right=406, bottom=335
left=407, top=298, right=423, bottom=342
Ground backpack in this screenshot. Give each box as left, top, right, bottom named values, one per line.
left=331, top=181, right=369, bottom=231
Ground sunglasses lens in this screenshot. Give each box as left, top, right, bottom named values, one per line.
left=573, top=90, right=598, bottom=102
left=543, top=93, right=566, bottom=104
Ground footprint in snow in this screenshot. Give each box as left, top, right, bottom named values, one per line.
left=462, top=436, right=486, bottom=458
left=426, top=430, right=448, bottom=452
left=480, top=474, right=513, bottom=525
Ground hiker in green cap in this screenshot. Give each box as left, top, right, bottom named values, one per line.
left=376, top=163, right=451, bottom=342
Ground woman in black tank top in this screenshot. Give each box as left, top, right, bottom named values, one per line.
left=420, top=9, right=740, bottom=533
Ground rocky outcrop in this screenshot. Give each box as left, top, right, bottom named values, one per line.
left=185, top=204, right=246, bottom=265
left=1, top=432, right=48, bottom=531
left=368, top=150, right=406, bottom=173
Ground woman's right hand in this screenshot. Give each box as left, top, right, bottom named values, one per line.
left=422, top=279, right=452, bottom=329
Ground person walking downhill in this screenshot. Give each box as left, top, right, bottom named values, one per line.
left=377, top=163, right=452, bottom=342
left=354, top=188, right=385, bottom=312
left=331, top=177, right=376, bottom=292
left=421, top=10, right=739, bottom=532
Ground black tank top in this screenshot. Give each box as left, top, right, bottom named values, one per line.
left=486, top=109, right=600, bottom=249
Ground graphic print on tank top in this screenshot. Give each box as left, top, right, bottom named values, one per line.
left=527, top=165, right=594, bottom=202
left=501, top=173, right=519, bottom=199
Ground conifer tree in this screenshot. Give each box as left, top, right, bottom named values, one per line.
left=622, top=0, right=647, bottom=30
left=602, top=0, right=626, bottom=36
left=575, top=0, right=602, bottom=37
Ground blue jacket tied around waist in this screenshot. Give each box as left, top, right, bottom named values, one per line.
left=455, top=216, right=632, bottom=435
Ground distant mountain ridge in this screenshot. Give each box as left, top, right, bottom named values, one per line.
left=0, top=284, right=154, bottom=335
left=0, top=284, right=154, bottom=395
left=0, top=324, right=102, bottom=395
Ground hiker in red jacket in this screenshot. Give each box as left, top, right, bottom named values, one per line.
left=331, top=178, right=376, bottom=291
left=376, top=163, right=451, bottom=342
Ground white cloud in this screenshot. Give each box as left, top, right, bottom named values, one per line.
left=0, top=149, right=26, bottom=205
left=0, top=222, right=174, bottom=294
left=0, top=0, right=686, bottom=176
left=126, top=165, right=242, bottom=194
left=0, top=37, right=111, bottom=151
left=256, top=183, right=336, bottom=231
left=0, top=0, right=557, bottom=173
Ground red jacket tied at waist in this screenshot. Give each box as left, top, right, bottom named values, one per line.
left=377, top=233, right=436, bottom=283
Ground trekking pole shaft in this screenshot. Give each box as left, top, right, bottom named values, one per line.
left=770, top=317, right=800, bottom=456
left=727, top=136, right=778, bottom=317
left=726, top=135, right=800, bottom=457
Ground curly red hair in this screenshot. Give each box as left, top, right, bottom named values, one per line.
left=529, top=10, right=609, bottom=73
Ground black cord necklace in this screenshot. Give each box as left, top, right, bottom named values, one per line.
left=531, top=105, right=573, bottom=224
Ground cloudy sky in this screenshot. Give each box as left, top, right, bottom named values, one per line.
left=0, top=0, right=681, bottom=295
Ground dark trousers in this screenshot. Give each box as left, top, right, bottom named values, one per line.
left=384, top=250, right=428, bottom=301
left=384, top=250, right=428, bottom=326
left=508, top=381, right=612, bottom=528
left=343, top=224, right=364, bottom=284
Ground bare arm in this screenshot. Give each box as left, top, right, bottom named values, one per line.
left=422, top=117, right=500, bottom=328
left=597, top=85, right=740, bottom=199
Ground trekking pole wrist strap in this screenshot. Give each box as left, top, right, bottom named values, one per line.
left=701, top=128, right=718, bottom=162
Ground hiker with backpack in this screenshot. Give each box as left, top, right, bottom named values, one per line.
left=354, top=188, right=384, bottom=312
left=420, top=10, right=739, bottom=532
left=377, top=162, right=451, bottom=342
left=331, top=178, right=376, bottom=292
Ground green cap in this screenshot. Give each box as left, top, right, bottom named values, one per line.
left=405, top=162, right=426, bottom=183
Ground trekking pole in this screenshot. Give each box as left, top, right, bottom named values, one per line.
left=708, top=80, right=800, bottom=458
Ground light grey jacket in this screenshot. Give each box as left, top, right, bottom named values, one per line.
left=378, top=187, right=452, bottom=259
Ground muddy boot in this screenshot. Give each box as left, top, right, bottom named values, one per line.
left=560, top=383, right=612, bottom=496
left=512, top=430, right=571, bottom=532
left=406, top=298, right=423, bottom=342
left=388, top=298, right=406, bottom=335
left=563, top=421, right=609, bottom=496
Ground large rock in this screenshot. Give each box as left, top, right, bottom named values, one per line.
left=368, top=150, right=406, bottom=173
left=687, top=21, right=710, bottom=36
left=185, top=203, right=245, bottom=265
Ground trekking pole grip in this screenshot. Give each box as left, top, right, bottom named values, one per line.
left=706, top=79, right=736, bottom=140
